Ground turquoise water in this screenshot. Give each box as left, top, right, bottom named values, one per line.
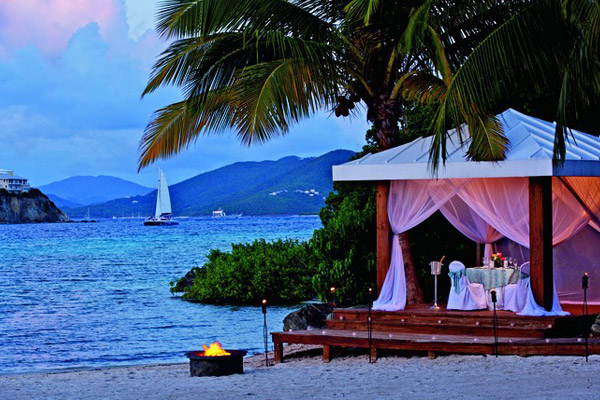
left=0, top=216, right=321, bottom=374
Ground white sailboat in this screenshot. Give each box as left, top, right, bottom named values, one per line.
left=144, top=168, right=179, bottom=226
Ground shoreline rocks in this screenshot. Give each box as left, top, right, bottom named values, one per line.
left=0, top=188, right=71, bottom=224
left=591, top=314, right=600, bottom=337
left=283, top=304, right=334, bottom=331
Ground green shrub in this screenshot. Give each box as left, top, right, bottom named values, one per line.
left=173, top=238, right=315, bottom=305
left=310, top=181, right=376, bottom=306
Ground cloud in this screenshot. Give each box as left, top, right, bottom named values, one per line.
left=0, top=1, right=369, bottom=188
left=0, top=0, right=122, bottom=58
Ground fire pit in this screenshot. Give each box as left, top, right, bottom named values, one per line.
left=185, top=342, right=247, bottom=377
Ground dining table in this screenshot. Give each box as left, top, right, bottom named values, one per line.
left=465, top=266, right=520, bottom=310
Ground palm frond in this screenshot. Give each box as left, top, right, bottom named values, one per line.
left=156, top=0, right=334, bottom=40
left=464, top=112, right=508, bottom=162
left=344, top=0, right=381, bottom=25
left=427, top=0, right=572, bottom=170
left=230, top=57, right=340, bottom=145
left=138, top=89, right=240, bottom=169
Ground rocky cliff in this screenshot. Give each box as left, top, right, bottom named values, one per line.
left=0, top=189, right=71, bottom=224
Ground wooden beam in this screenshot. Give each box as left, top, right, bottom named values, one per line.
left=476, top=242, right=482, bottom=267
left=529, top=176, right=553, bottom=310
left=376, top=181, right=391, bottom=295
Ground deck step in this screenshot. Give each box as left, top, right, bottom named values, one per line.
left=326, top=319, right=546, bottom=338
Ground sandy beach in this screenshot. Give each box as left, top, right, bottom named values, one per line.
left=1, top=346, right=598, bottom=400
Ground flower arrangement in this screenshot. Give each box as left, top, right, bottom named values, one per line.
left=491, top=252, right=505, bottom=267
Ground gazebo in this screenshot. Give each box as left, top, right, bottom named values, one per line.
left=333, top=108, right=600, bottom=312
left=271, top=109, right=600, bottom=363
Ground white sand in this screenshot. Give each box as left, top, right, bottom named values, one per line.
left=1, top=347, right=599, bottom=400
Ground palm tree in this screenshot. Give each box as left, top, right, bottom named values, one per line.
left=140, top=0, right=523, bottom=303
left=411, top=0, right=600, bottom=167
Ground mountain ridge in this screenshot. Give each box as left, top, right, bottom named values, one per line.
left=65, top=149, right=354, bottom=217
left=39, top=175, right=153, bottom=206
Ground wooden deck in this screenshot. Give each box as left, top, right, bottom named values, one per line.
left=271, top=305, right=599, bottom=362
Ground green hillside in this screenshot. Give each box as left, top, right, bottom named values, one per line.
left=65, top=150, right=354, bottom=218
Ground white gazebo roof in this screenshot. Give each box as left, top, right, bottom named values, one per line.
left=333, top=108, right=600, bottom=181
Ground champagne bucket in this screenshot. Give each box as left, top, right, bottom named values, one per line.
left=430, top=261, right=442, bottom=275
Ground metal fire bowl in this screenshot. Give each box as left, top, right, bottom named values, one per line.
left=185, top=350, right=247, bottom=377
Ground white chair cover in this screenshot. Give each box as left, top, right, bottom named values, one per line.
left=446, top=261, right=487, bottom=310
left=514, top=262, right=570, bottom=316
left=503, top=262, right=530, bottom=313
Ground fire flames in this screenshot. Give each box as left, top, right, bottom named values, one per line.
left=202, top=342, right=231, bottom=357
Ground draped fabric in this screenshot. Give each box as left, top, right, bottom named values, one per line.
left=454, top=178, right=531, bottom=247
left=372, top=180, right=455, bottom=311
left=375, top=177, right=600, bottom=311
left=439, top=195, right=503, bottom=259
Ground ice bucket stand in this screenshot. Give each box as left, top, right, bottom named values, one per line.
left=430, top=261, right=443, bottom=310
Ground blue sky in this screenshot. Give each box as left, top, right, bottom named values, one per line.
left=0, top=0, right=369, bottom=187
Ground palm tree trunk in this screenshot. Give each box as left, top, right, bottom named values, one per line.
left=398, top=231, right=424, bottom=304
left=371, top=95, right=424, bottom=305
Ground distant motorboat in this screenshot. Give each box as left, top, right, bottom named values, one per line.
left=144, top=168, right=179, bottom=226
left=212, top=209, right=226, bottom=218
left=211, top=209, right=243, bottom=218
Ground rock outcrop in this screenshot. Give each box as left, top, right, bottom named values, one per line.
left=0, top=188, right=71, bottom=224
left=592, top=314, right=600, bottom=337
left=283, top=304, right=334, bottom=331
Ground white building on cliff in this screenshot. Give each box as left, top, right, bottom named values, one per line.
left=0, top=169, right=30, bottom=193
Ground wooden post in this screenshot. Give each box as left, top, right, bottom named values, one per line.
left=529, top=176, right=553, bottom=310
left=376, top=181, right=391, bottom=295
left=274, top=342, right=283, bottom=363
left=323, top=345, right=331, bottom=363
left=476, top=242, right=482, bottom=267
left=370, top=347, right=378, bottom=362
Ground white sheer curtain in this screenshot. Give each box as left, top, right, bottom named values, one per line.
left=454, top=178, right=590, bottom=247
left=373, top=180, right=454, bottom=311
left=454, top=178, right=531, bottom=246
left=439, top=195, right=503, bottom=259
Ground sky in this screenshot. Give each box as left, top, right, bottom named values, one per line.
left=0, top=0, right=369, bottom=187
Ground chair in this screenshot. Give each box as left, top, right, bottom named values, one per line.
left=503, top=261, right=570, bottom=316
left=446, top=261, right=487, bottom=310
left=503, top=262, right=530, bottom=313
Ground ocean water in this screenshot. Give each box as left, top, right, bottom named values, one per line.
left=0, top=216, right=321, bottom=374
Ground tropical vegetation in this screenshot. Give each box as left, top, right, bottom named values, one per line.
left=172, top=239, right=315, bottom=305
left=152, top=0, right=600, bottom=306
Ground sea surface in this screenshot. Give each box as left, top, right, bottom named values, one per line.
left=0, top=216, right=322, bottom=374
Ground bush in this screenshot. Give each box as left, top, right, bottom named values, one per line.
left=172, top=238, right=315, bottom=305
left=310, top=181, right=376, bottom=306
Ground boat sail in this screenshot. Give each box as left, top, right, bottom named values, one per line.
left=144, top=168, right=178, bottom=226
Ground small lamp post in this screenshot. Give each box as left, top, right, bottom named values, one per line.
left=330, top=286, right=336, bottom=308
left=367, top=287, right=374, bottom=363
left=262, top=299, right=269, bottom=367
left=490, top=289, right=498, bottom=357
left=582, top=274, right=589, bottom=362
